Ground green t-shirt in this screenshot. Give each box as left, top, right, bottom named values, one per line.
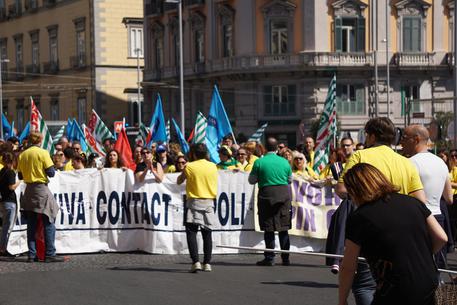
left=250, top=152, right=292, bottom=188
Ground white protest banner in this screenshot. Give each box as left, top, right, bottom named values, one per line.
left=8, top=170, right=329, bottom=255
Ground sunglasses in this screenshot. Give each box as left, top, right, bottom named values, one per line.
left=142, top=151, right=152, bottom=155
left=177, top=161, right=187, bottom=165
left=55, top=153, right=64, bottom=156
left=451, top=154, right=457, bottom=158
left=238, top=153, right=247, bottom=156
left=342, top=144, right=352, bottom=147
left=294, top=157, right=304, bottom=161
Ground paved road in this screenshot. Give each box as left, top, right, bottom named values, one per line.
left=0, top=252, right=344, bottom=305
left=2, top=251, right=456, bottom=305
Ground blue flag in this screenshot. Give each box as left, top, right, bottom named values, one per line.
left=2, top=113, right=12, bottom=139
left=69, top=119, right=89, bottom=152
left=19, top=121, right=30, bottom=143
left=66, top=118, right=74, bottom=140
left=146, top=94, right=167, bottom=146
left=172, top=118, right=189, bottom=154
left=10, top=121, right=15, bottom=137
left=205, top=85, right=233, bottom=163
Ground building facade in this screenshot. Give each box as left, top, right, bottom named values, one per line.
left=143, top=0, right=455, bottom=147
left=0, top=0, right=144, bottom=135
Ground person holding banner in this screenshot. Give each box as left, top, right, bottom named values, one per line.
left=249, top=137, right=292, bottom=266
left=17, top=132, right=65, bottom=263
left=135, top=147, right=164, bottom=183
left=177, top=143, right=218, bottom=273
left=339, top=163, right=446, bottom=305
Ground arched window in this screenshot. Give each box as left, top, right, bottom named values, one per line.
left=190, top=11, right=205, bottom=63
left=394, top=0, right=430, bottom=52
left=217, top=4, right=235, bottom=58
left=262, top=0, right=296, bottom=55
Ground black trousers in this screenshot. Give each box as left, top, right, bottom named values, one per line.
left=185, top=223, right=212, bottom=264
left=264, top=231, right=290, bottom=261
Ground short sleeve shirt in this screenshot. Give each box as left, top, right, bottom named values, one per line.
left=184, top=159, right=218, bottom=199
left=339, top=145, right=423, bottom=195
left=250, top=153, right=292, bottom=188
left=17, top=146, right=54, bottom=184
left=0, top=168, right=17, bottom=202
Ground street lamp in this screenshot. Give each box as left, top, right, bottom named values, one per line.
left=165, top=0, right=185, bottom=134
left=135, top=48, right=142, bottom=126
left=0, top=58, right=10, bottom=140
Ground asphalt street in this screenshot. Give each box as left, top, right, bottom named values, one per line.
left=0, top=251, right=344, bottom=305
left=1, top=251, right=456, bottom=305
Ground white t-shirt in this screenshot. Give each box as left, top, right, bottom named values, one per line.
left=410, top=152, right=448, bottom=215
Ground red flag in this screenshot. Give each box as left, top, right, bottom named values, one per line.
left=187, top=127, right=195, bottom=143
left=114, top=128, right=135, bottom=171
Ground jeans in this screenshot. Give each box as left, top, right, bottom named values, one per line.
left=25, top=212, right=56, bottom=258
left=185, top=223, right=212, bottom=264
left=264, top=231, right=290, bottom=262
left=434, top=214, right=447, bottom=269
left=0, top=202, right=17, bottom=252
left=352, top=262, right=376, bottom=305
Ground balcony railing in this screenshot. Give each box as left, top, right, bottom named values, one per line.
left=10, top=66, right=24, bottom=80
left=70, top=54, right=86, bottom=69
left=303, top=52, right=374, bottom=66
left=394, top=52, right=435, bottom=66
left=43, top=61, right=59, bottom=74
left=26, top=64, right=40, bottom=75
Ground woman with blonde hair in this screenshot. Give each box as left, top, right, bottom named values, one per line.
left=339, top=163, right=447, bottom=305
left=291, top=151, right=318, bottom=181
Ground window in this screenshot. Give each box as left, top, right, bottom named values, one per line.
left=222, top=24, right=233, bottom=57
left=50, top=99, right=59, bottom=120
left=154, top=37, right=163, bottom=68
left=402, top=85, right=420, bottom=112
left=173, top=33, right=180, bottom=66
left=74, top=17, right=86, bottom=67
left=129, top=27, right=143, bottom=58
left=403, top=17, right=421, bottom=52
left=194, top=29, right=204, bottom=62
left=263, top=85, right=296, bottom=116
left=336, top=84, right=365, bottom=115
left=77, top=97, right=86, bottom=124
left=270, top=21, right=288, bottom=54
left=30, top=31, right=39, bottom=72
left=335, top=17, right=365, bottom=52
left=16, top=99, right=24, bottom=131
left=14, top=35, right=23, bottom=71
left=48, top=26, right=59, bottom=67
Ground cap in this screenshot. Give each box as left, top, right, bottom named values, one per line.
left=156, top=145, right=167, bottom=153
left=219, top=145, right=232, bottom=157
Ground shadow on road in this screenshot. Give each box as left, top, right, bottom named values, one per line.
left=261, top=281, right=338, bottom=288
left=108, top=266, right=188, bottom=273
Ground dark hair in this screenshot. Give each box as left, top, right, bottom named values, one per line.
left=63, top=147, right=75, bottom=159
left=2, top=152, right=15, bottom=165
left=340, top=137, right=354, bottom=144
left=265, top=137, right=278, bottom=152
left=343, top=163, right=399, bottom=205
left=105, top=149, right=124, bottom=168
left=190, top=143, right=208, bottom=160
left=364, top=117, right=396, bottom=145
left=73, top=153, right=87, bottom=166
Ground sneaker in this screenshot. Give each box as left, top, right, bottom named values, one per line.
left=45, top=256, right=67, bottom=263
left=27, top=257, right=44, bottom=263
left=256, top=259, right=274, bottom=266
left=190, top=262, right=202, bottom=273
left=202, top=263, right=212, bottom=272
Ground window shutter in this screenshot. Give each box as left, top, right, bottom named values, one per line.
left=357, top=17, right=365, bottom=52
left=403, top=17, right=412, bottom=51
left=263, top=86, right=272, bottom=115
left=335, top=17, right=342, bottom=52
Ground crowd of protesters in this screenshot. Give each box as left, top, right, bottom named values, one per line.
left=1, top=117, right=457, bottom=304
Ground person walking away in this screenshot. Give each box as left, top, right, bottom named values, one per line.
left=249, top=137, right=292, bottom=266
left=0, top=152, right=20, bottom=257
left=177, top=143, right=218, bottom=273
left=17, top=132, right=65, bottom=263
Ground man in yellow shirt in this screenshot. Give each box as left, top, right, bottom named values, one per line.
left=17, top=132, right=64, bottom=263
left=177, top=143, right=218, bottom=273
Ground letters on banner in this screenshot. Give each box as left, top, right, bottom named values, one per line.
left=8, top=170, right=340, bottom=255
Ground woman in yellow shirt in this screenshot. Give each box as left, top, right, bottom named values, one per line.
left=292, top=151, right=318, bottom=181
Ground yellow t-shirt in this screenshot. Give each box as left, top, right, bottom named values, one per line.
left=64, top=161, right=74, bottom=171
left=450, top=166, right=457, bottom=195
left=244, top=155, right=259, bottom=172
left=184, top=159, right=218, bottom=199
left=294, top=166, right=319, bottom=180
left=167, top=165, right=177, bottom=173
left=17, top=146, right=54, bottom=184
left=0, top=155, right=3, bottom=170
left=308, top=150, right=315, bottom=168
left=338, top=145, right=423, bottom=195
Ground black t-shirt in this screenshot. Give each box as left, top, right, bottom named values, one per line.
left=346, top=193, right=438, bottom=305
left=0, top=168, right=17, bottom=203
left=135, top=161, right=158, bottom=174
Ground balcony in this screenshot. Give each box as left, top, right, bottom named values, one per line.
left=394, top=52, right=435, bottom=66
left=9, top=66, right=24, bottom=81
left=26, top=64, right=40, bottom=76
left=70, top=54, right=87, bottom=69
left=302, top=52, right=374, bottom=66
left=43, top=61, right=59, bottom=74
